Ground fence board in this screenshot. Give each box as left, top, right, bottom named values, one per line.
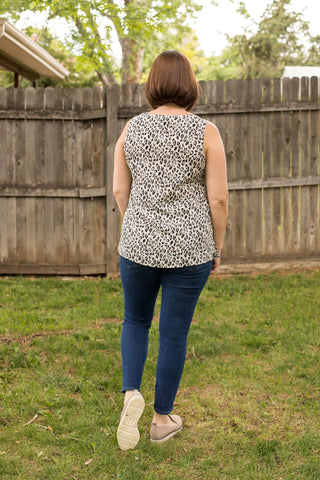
left=81, top=89, right=94, bottom=264
left=6, top=114, right=15, bottom=183
left=62, top=90, right=74, bottom=187
left=251, top=79, right=263, bottom=255
left=54, top=198, right=65, bottom=262
left=25, top=89, right=37, bottom=264
left=73, top=89, right=84, bottom=268
left=44, top=198, right=55, bottom=262
left=25, top=88, right=37, bottom=184
left=281, top=78, right=292, bottom=251
left=6, top=197, right=17, bottom=261
left=198, top=80, right=207, bottom=105
left=289, top=78, right=301, bottom=254
left=92, top=87, right=106, bottom=267
left=16, top=116, right=26, bottom=185
left=26, top=197, right=36, bottom=263
left=271, top=78, right=283, bottom=255
left=106, top=85, right=121, bottom=275
left=44, top=89, right=56, bottom=264
left=0, top=87, right=6, bottom=108
left=224, top=79, right=236, bottom=258
left=262, top=78, right=272, bottom=255
left=242, top=79, right=253, bottom=257
left=232, top=79, right=245, bottom=258
left=310, top=78, right=319, bottom=253
left=0, top=107, right=6, bottom=183
left=54, top=89, right=66, bottom=187
left=35, top=197, right=46, bottom=264
left=300, top=77, right=311, bottom=255
left=63, top=197, right=74, bottom=264
left=82, top=88, right=93, bottom=186
left=94, top=198, right=105, bottom=264
left=0, top=197, right=8, bottom=262
left=44, top=88, right=55, bottom=186
left=16, top=197, right=27, bottom=263
left=92, top=86, right=104, bottom=186
left=35, top=89, right=45, bottom=185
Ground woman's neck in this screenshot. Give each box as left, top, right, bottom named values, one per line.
left=150, top=103, right=189, bottom=116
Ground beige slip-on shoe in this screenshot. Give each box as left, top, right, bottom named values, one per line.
left=150, top=414, right=183, bottom=443
left=117, top=391, right=145, bottom=451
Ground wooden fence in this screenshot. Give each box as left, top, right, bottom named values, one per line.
left=0, top=77, right=319, bottom=275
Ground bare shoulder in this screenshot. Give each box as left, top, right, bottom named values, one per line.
left=117, top=119, right=132, bottom=144
left=204, top=120, right=221, bottom=139
left=122, top=119, right=132, bottom=136
left=204, top=121, right=223, bottom=154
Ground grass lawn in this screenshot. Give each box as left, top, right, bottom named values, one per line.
left=0, top=270, right=319, bottom=479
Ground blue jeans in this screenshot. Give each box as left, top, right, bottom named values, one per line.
left=119, top=255, right=212, bottom=414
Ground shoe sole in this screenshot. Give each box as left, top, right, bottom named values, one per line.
left=117, top=395, right=145, bottom=451
left=150, top=425, right=183, bottom=444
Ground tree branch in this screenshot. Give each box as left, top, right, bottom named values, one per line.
left=96, top=70, right=117, bottom=85
left=94, top=0, right=124, bottom=40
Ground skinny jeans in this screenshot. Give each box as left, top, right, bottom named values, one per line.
left=119, top=255, right=211, bottom=415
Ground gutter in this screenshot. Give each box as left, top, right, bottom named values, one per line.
left=0, top=18, right=69, bottom=79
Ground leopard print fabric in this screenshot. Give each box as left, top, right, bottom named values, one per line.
left=118, top=112, right=220, bottom=268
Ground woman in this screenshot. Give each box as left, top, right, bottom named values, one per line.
left=113, top=50, right=228, bottom=450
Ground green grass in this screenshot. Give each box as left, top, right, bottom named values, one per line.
left=0, top=271, right=319, bottom=479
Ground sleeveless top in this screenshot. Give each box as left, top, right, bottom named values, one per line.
left=118, top=112, right=220, bottom=268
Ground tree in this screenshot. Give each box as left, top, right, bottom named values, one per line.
left=196, top=0, right=319, bottom=82
left=224, top=0, right=310, bottom=78
left=306, top=35, right=320, bottom=66
left=197, top=46, right=244, bottom=82
left=141, top=27, right=206, bottom=82
left=0, top=0, right=202, bottom=84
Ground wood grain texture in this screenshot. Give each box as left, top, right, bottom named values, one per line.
left=106, top=85, right=120, bottom=275
left=0, top=79, right=318, bottom=274
left=262, top=78, right=273, bottom=255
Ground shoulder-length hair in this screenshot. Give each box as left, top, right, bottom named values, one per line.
left=145, top=50, right=199, bottom=111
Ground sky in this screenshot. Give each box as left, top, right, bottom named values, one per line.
left=14, top=0, right=319, bottom=59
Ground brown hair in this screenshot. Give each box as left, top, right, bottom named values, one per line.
left=145, top=50, right=199, bottom=111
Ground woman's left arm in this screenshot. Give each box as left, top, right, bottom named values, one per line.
left=113, top=122, right=132, bottom=216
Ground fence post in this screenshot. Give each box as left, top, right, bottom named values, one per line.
left=105, top=84, right=120, bottom=275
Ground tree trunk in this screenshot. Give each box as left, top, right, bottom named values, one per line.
left=120, top=37, right=144, bottom=84
left=97, top=71, right=117, bottom=85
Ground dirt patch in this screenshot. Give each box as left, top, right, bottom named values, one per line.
left=0, top=318, right=122, bottom=345
left=216, top=258, right=320, bottom=277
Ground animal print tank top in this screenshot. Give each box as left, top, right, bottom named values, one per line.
left=118, top=112, right=220, bottom=268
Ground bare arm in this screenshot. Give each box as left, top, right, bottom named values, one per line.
left=113, top=122, right=132, bottom=216
left=204, top=122, right=228, bottom=273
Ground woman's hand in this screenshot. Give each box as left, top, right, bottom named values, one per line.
left=211, top=256, right=220, bottom=274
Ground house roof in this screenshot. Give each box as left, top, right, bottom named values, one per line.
left=282, top=66, right=320, bottom=78
left=0, top=18, right=69, bottom=81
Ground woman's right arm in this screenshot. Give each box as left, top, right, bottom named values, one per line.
left=113, top=121, right=132, bottom=216
left=204, top=122, right=228, bottom=273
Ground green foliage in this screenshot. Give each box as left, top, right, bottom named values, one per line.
left=26, top=27, right=103, bottom=87
left=224, top=0, right=312, bottom=79
left=141, top=28, right=206, bottom=82
left=199, top=0, right=319, bottom=81
left=0, top=25, right=106, bottom=87
left=0, top=71, right=14, bottom=88
left=306, top=35, right=320, bottom=65
left=1, top=0, right=319, bottom=85
left=198, top=47, right=243, bottom=81
left=0, top=0, right=202, bottom=84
